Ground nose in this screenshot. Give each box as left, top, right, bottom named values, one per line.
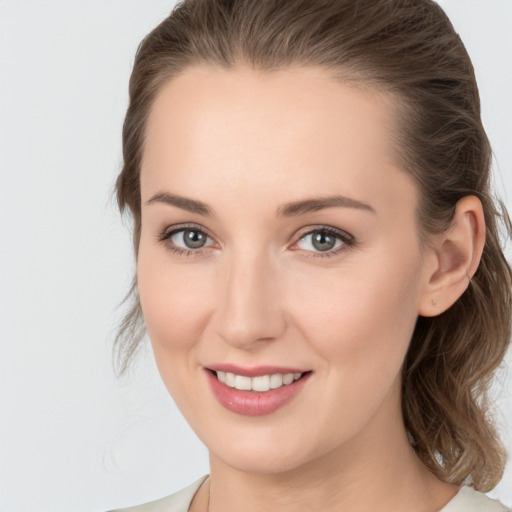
left=214, top=249, right=287, bottom=350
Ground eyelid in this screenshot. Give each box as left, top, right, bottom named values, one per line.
left=158, top=222, right=214, bottom=242
left=293, top=225, right=354, bottom=244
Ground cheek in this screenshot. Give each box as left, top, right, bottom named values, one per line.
left=137, top=251, right=218, bottom=417
left=137, top=247, right=214, bottom=358
left=289, top=249, right=422, bottom=385
left=278, top=251, right=423, bottom=447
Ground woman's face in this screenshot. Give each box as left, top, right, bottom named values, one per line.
left=138, top=65, right=436, bottom=474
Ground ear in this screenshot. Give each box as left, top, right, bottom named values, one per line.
left=418, top=195, right=486, bottom=317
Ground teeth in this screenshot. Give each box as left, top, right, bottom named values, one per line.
left=269, top=374, right=283, bottom=389
left=235, top=375, right=252, bottom=390
left=282, top=373, right=294, bottom=385
left=225, top=372, right=236, bottom=387
left=216, top=371, right=304, bottom=392
left=252, top=375, right=270, bottom=392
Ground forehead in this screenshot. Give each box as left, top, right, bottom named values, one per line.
left=141, top=64, right=415, bottom=217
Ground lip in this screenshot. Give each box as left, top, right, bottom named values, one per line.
left=205, top=367, right=312, bottom=416
left=207, top=363, right=310, bottom=377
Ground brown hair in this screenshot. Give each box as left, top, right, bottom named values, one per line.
left=114, top=0, right=512, bottom=491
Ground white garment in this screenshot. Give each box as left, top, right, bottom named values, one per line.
left=110, top=475, right=208, bottom=512
left=440, top=486, right=510, bottom=512
left=110, top=475, right=510, bottom=512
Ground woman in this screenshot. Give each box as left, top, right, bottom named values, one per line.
left=111, top=0, right=512, bottom=510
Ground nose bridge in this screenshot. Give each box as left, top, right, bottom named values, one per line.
left=215, top=244, right=286, bottom=348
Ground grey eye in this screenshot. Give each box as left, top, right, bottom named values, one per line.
left=311, top=230, right=337, bottom=251
left=296, top=229, right=345, bottom=252
left=171, top=229, right=211, bottom=249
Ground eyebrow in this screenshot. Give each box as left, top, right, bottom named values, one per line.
left=146, top=191, right=376, bottom=217
left=146, top=191, right=213, bottom=216
left=277, top=195, right=375, bottom=217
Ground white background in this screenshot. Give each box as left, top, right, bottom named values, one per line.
left=0, top=1, right=510, bottom=511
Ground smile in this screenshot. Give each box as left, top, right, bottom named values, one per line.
left=205, top=367, right=313, bottom=416
left=215, top=370, right=303, bottom=392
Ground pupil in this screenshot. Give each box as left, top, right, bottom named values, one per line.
left=184, top=229, right=206, bottom=249
left=312, top=230, right=335, bottom=251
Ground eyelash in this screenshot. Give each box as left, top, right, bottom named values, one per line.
left=157, top=223, right=355, bottom=259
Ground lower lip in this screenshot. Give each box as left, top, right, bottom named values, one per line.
left=205, top=370, right=312, bottom=416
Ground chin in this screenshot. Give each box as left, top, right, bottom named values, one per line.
left=206, top=428, right=330, bottom=476
left=217, top=447, right=308, bottom=475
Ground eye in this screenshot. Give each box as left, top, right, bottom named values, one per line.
left=158, top=224, right=215, bottom=256
left=294, top=226, right=353, bottom=258
left=157, top=224, right=354, bottom=259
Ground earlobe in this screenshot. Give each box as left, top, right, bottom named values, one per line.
left=418, top=196, right=486, bottom=317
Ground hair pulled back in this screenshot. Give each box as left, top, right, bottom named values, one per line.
left=114, top=0, right=512, bottom=491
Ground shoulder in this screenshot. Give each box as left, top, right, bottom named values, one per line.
left=109, top=475, right=208, bottom=512
left=440, top=486, right=510, bottom=512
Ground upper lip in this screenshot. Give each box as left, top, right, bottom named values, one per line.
left=207, top=364, right=311, bottom=377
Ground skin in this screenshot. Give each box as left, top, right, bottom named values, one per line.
left=137, top=64, right=484, bottom=511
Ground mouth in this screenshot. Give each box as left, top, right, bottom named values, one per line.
left=205, top=367, right=313, bottom=416
left=207, top=369, right=312, bottom=392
